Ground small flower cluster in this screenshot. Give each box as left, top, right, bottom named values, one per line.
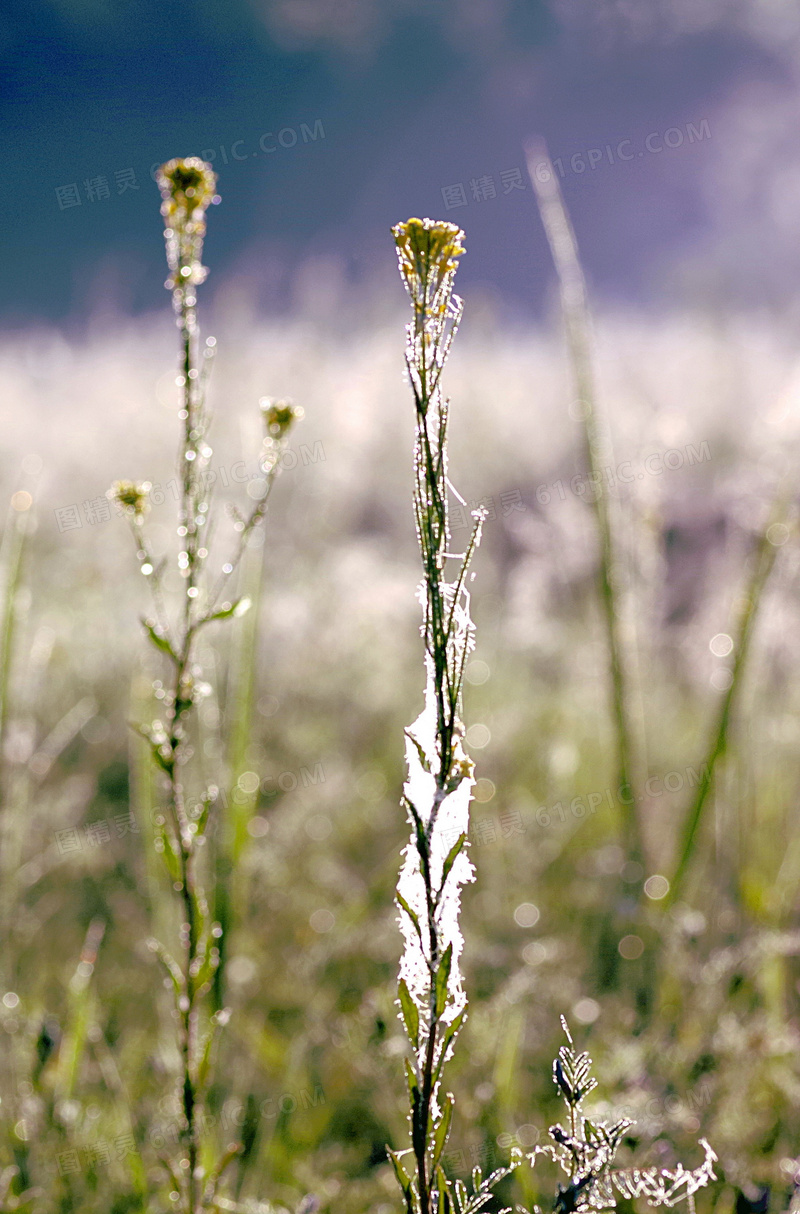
left=156, top=157, right=218, bottom=292
left=392, top=219, right=466, bottom=419
left=393, top=218, right=466, bottom=316
left=260, top=397, right=304, bottom=440
left=108, top=479, right=150, bottom=520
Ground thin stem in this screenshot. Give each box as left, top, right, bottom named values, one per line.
left=0, top=500, right=26, bottom=920
left=205, top=458, right=282, bottom=615
left=173, top=285, right=202, bottom=1214
left=526, top=141, right=645, bottom=873
left=667, top=496, right=789, bottom=906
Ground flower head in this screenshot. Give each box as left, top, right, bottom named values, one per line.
left=157, top=157, right=217, bottom=221
left=392, top=217, right=465, bottom=314
left=156, top=157, right=217, bottom=292
left=260, top=398, right=304, bottom=440
left=109, top=480, right=150, bottom=519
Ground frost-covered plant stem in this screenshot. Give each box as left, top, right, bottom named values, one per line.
left=389, top=219, right=498, bottom=1214
left=111, top=158, right=300, bottom=1214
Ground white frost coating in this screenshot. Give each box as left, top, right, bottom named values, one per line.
left=398, top=654, right=476, bottom=1026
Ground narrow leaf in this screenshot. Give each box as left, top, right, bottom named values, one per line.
left=147, top=938, right=182, bottom=998
left=140, top=618, right=178, bottom=663
left=435, top=942, right=453, bottom=1018
left=388, top=1147, right=415, bottom=1214
left=396, top=891, right=425, bottom=954
left=396, top=890, right=421, bottom=933
left=432, top=1009, right=466, bottom=1091
left=203, top=596, right=251, bottom=624
left=398, top=978, right=419, bottom=1048
left=432, top=1092, right=454, bottom=1171
left=439, top=832, right=466, bottom=894
left=404, top=1057, right=419, bottom=1106
left=404, top=728, right=431, bottom=773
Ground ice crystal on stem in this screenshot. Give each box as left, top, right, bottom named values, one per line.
left=389, top=219, right=518, bottom=1214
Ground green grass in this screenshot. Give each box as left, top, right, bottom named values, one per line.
left=0, top=170, right=797, bottom=1214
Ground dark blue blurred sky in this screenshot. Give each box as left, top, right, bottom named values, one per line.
left=1, top=0, right=794, bottom=324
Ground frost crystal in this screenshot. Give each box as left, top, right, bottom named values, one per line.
left=398, top=658, right=476, bottom=1027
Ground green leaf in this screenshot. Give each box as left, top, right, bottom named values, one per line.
left=436, top=1167, right=452, bottom=1214
left=150, top=745, right=174, bottom=776
left=443, top=1008, right=465, bottom=1047
left=435, top=942, right=453, bottom=1018
left=440, top=832, right=466, bottom=892
left=140, top=618, right=178, bottom=663
left=397, top=890, right=421, bottom=935
left=196, top=1010, right=230, bottom=1091
left=404, top=728, right=431, bottom=773
left=154, top=819, right=180, bottom=883
left=432, top=1092, right=454, bottom=1171
left=204, top=596, right=251, bottom=624
left=147, top=938, right=182, bottom=999
left=405, top=1057, right=419, bottom=1106
left=387, top=1147, right=415, bottom=1214
left=128, top=721, right=174, bottom=776
left=403, top=794, right=425, bottom=836
left=398, top=978, right=420, bottom=1048
left=433, top=1009, right=465, bottom=1090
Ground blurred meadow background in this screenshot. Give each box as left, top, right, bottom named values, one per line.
left=3, top=0, right=800, bottom=1211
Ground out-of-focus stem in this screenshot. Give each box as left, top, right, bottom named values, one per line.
left=526, top=141, right=645, bottom=874
left=667, top=496, right=789, bottom=906
left=0, top=499, right=27, bottom=960
left=0, top=501, right=25, bottom=767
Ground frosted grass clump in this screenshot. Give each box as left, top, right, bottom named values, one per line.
left=530, top=1019, right=717, bottom=1214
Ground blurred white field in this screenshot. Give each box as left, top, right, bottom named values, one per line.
left=3, top=297, right=798, bottom=629
left=2, top=300, right=800, bottom=809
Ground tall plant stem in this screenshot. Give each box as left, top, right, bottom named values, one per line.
left=168, top=283, right=204, bottom=1214
left=526, top=142, right=645, bottom=873
left=667, top=495, right=789, bottom=907
left=390, top=218, right=490, bottom=1214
